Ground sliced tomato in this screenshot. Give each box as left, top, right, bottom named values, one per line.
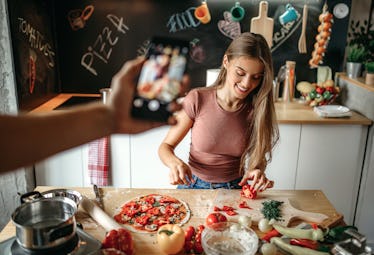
left=144, top=196, right=155, bottom=205
left=222, top=205, right=235, bottom=211
left=146, top=207, right=160, bottom=216
left=213, top=206, right=221, bottom=211
left=140, top=203, right=153, bottom=212
left=160, top=196, right=178, bottom=204
left=153, top=218, right=169, bottom=226
left=164, top=205, right=177, bottom=215
left=239, top=201, right=252, bottom=209
left=135, top=215, right=150, bottom=226
left=225, top=210, right=238, bottom=216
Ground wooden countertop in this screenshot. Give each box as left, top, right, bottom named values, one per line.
left=0, top=186, right=344, bottom=254
left=29, top=93, right=372, bottom=126
left=275, top=101, right=371, bottom=125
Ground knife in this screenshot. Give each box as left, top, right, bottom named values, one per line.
left=93, top=184, right=104, bottom=209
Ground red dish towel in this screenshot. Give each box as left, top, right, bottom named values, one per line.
left=88, top=137, right=110, bottom=186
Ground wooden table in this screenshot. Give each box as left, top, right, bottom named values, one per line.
left=0, top=187, right=343, bottom=254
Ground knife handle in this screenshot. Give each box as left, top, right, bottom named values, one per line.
left=93, top=184, right=103, bottom=208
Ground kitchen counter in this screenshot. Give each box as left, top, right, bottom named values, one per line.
left=29, top=93, right=372, bottom=125
left=274, top=100, right=371, bottom=125
left=0, top=186, right=343, bottom=254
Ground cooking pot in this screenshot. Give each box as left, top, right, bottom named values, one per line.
left=11, top=195, right=77, bottom=250
left=41, top=188, right=83, bottom=206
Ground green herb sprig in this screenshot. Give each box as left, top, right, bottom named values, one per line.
left=261, top=200, right=284, bottom=221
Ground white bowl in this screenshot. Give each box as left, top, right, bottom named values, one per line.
left=201, top=222, right=259, bottom=255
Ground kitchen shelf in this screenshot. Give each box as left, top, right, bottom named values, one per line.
left=336, top=73, right=374, bottom=93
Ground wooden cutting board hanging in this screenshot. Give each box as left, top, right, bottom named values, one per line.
left=250, top=1, right=274, bottom=48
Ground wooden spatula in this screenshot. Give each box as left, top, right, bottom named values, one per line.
left=298, top=4, right=308, bottom=53
left=250, top=1, right=274, bottom=48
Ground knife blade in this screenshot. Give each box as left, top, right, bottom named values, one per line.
left=93, top=184, right=104, bottom=209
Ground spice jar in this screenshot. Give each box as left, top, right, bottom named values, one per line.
left=282, top=61, right=296, bottom=102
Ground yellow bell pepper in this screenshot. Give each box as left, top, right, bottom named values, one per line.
left=157, top=224, right=185, bottom=255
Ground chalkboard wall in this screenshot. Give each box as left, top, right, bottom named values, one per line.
left=7, top=0, right=58, bottom=111
left=7, top=0, right=351, bottom=110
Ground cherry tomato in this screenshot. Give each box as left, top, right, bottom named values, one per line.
left=185, top=226, right=195, bottom=241
left=194, top=241, right=204, bottom=254
left=197, top=224, right=205, bottom=234
left=184, top=240, right=194, bottom=253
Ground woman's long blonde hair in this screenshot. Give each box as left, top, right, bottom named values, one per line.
left=213, top=32, right=279, bottom=174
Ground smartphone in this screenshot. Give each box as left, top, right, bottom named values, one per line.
left=131, top=36, right=190, bottom=122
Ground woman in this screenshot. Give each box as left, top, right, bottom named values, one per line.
left=158, top=32, right=279, bottom=191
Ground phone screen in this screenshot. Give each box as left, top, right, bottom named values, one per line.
left=131, top=37, right=190, bottom=122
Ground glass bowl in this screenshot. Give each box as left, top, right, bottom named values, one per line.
left=201, top=222, right=259, bottom=255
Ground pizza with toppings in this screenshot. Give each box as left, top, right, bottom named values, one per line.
left=113, top=194, right=191, bottom=233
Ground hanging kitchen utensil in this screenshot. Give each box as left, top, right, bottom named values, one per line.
left=250, top=1, right=274, bottom=48
left=298, top=3, right=308, bottom=53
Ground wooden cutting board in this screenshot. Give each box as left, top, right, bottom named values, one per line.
left=209, top=189, right=342, bottom=228
left=250, top=0, right=274, bottom=48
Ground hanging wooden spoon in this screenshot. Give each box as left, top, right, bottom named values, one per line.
left=298, top=4, right=308, bottom=54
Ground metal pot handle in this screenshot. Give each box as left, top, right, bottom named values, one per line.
left=47, top=221, right=75, bottom=242
left=19, top=191, right=43, bottom=204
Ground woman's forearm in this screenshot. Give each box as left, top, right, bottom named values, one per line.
left=158, top=142, right=183, bottom=168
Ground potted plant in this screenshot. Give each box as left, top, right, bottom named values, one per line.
left=365, top=61, right=374, bottom=85
left=346, top=44, right=367, bottom=78
left=346, top=19, right=374, bottom=78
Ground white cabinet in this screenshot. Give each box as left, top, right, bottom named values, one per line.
left=129, top=127, right=190, bottom=189
left=110, top=134, right=131, bottom=187
left=35, top=145, right=88, bottom=187
left=35, top=135, right=132, bottom=188
left=296, top=125, right=367, bottom=224
left=354, top=127, right=374, bottom=246
left=266, top=124, right=301, bottom=189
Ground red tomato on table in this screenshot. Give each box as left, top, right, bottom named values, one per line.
left=102, top=228, right=134, bottom=255
left=205, top=212, right=227, bottom=229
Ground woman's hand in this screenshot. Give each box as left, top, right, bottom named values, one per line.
left=168, top=160, right=193, bottom=185
left=239, top=169, right=274, bottom=192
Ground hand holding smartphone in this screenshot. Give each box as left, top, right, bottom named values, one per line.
left=131, top=36, right=190, bottom=122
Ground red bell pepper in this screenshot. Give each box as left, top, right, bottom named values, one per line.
left=290, top=238, right=319, bottom=250
left=240, top=184, right=257, bottom=199
left=261, top=228, right=281, bottom=242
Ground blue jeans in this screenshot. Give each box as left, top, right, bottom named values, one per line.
left=177, top=175, right=242, bottom=189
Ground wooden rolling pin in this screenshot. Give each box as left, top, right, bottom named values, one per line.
left=80, top=196, right=122, bottom=232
